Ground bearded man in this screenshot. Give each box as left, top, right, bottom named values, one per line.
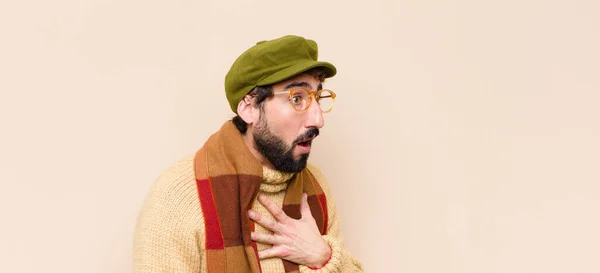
left=133, top=35, right=363, bottom=273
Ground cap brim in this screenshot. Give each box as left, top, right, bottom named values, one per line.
left=257, top=60, right=337, bottom=86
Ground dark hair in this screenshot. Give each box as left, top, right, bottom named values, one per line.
left=232, top=85, right=273, bottom=134
left=231, top=67, right=328, bottom=134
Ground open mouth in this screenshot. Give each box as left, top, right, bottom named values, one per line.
left=295, top=129, right=319, bottom=150
left=297, top=140, right=312, bottom=147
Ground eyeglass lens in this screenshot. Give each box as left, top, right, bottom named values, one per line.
left=291, top=89, right=334, bottom=112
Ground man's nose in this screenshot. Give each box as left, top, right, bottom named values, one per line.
left=304, top=100, right=325, bottom=129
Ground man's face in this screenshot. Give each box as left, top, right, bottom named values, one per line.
left=252, top=73, right=325, bottom=173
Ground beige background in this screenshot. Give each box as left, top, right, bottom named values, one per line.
left=1, top=0, right=599, bottom=272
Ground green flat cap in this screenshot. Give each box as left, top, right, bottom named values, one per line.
left=224, top=35, right=337, bottom=113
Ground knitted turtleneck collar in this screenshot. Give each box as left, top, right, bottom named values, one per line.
left=260, top=166, right=295, bottom=193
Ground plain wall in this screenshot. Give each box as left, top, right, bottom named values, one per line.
left=1, top=0, right=599, bottom=272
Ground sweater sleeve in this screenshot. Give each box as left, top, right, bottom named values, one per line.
left=299, top=164, right=364, bottom=273
left=133, top=156, right=205, bottom=273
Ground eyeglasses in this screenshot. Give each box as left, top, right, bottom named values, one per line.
left=273, top=88, right=337, bottom=113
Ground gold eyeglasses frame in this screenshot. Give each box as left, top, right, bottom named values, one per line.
left=273, top=88, right=337, bottom=113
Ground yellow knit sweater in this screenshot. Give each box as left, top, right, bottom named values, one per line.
left=133, top=154, right=363, bottom=273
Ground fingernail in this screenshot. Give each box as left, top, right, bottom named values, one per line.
left=248, top=210, right=255, bottom=218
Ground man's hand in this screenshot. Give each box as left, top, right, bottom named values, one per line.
left=248, top=193, right=331, bottom=268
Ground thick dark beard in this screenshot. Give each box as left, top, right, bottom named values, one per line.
left=253, top=116, right=318, bottom=173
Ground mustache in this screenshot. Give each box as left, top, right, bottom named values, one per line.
left=294, top=128, right=320, bottom=144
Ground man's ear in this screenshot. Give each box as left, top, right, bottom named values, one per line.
left=237, top=96, right=256, bottom=124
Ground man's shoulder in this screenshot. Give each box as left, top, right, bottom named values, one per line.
left=135, top=153, right=203, bottom=239
left=150, top=153, right=197, bottom=194
left=306, top=162, right=334, bottom=193
left=306, top=162, right=326, bottom=180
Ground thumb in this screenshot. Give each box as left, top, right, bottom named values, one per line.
left=300, top=193, right=313, bottom=219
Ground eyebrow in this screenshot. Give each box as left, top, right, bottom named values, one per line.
left=284, top=82, right=323, bottom=91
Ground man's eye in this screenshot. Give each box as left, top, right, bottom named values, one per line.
left=292, top=96, right=303, bottom=104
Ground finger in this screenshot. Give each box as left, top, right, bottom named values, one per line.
left=248, top=209, right=280, bottom=232
left=251, top=232, right=280, bottom=245
left=300, top=193, right=313, bottom=219
left=258, top=246, right=286, bottom=259
left=257, top=194, right=289, bottom=222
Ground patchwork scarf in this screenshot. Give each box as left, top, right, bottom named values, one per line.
left=194, top=121, right=329, bottom=273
